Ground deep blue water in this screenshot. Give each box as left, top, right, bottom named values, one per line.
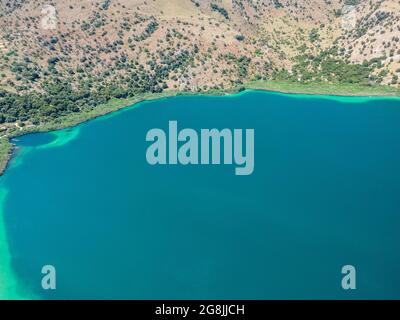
left=2, top=91, right=400, bottom=299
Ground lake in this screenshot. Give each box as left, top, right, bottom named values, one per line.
left=1, top=90, right=400, bottom=299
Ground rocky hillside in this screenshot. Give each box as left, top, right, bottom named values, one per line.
left=0, top=0, right=399, bottom=126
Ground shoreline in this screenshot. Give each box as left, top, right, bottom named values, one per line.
left=0, top=140, right=12, bottom=178
left=0, top=91, right=179, bottom=177
left=0, top=81, right=399, bottom=300
left=0, top=88, right=237, bottom=177
left=1, top=82, right=400, bottom=177
left=247, top=81, right=400, bottom=97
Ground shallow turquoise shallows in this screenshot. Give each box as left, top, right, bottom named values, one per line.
left=1, top=90, right=400, bottom=299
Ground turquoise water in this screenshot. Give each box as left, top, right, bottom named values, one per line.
left=1, top=90, right=400, bottom=299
